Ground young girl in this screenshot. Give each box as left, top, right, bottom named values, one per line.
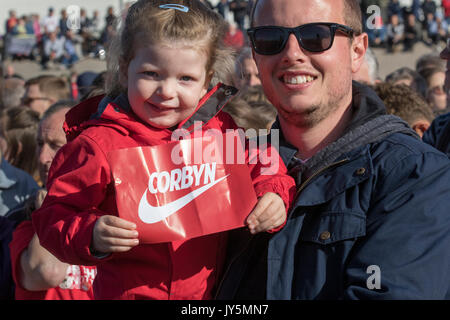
left=32, top=0, right=295, bottom=300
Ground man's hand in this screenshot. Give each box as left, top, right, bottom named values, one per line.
left=246, top=192, right=286, bottom=234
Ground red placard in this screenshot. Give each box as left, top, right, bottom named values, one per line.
left=107, top=132, right=257, bottom=243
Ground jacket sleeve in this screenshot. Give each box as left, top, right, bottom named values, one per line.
left=32, top=134, right=113, bottom=266
left=344, top=150, right=450, bottom=299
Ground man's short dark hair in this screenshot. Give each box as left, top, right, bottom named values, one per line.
left=40, top=100, right=74, bottom=123
left=25, top=75, right=70, bottom=102
left=250, top=0, right=363, bottom=34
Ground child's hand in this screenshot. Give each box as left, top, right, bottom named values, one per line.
left=92, top=215, right=139, bottom=254
left=246, top=192, right=286, bottom=234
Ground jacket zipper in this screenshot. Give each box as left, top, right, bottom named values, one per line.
left=215, top=159, right=350, bottom=298
left=214, top=233, right=254, bottom=299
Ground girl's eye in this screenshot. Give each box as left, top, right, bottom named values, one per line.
left=143, top=71, right=158, bottom=77
left=180, top=75, right=193, bottom=82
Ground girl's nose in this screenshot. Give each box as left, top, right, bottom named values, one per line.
left=156, top=80, right=176, bottom=99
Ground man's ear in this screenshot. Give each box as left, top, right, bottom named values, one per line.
left=351, top=33, right=369, bottom=74
left=412, top=119, right=431, bottom=138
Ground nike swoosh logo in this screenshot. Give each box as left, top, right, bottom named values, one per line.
left=138, top=174, right=230, bottom=224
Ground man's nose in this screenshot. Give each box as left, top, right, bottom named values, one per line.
left=249, top=74, right=261, bottom=87
left=38, top=144, right=54, bottom=164
left=281, top=33, right=309, bottom=63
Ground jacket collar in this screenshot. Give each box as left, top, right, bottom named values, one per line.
left=63, top=83, right=238, bottom=141
left=276, top=81, right=417, bottom=172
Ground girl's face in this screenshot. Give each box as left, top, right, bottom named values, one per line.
left=124, top=42, right=210, bottom=129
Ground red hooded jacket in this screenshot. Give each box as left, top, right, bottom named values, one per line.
left=32, top=83, right=295, bottom=299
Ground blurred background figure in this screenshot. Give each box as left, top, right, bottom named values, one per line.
left=353, top=47, right=380, bottom=85
left=41, top=7, right=58, bottom=36
left=416, top=52, right=446, bottom=74
left=422, top=37, right=450, bottom=157
left=426, top=12, right=448, bottom=46
left=374, top=82, right=435, bottom=138
left=22, top=75, right=70, bottom=117
left=0, top=146, right=38, bottom=300
left=0, top=77, right=25, bottom=110
left=403, top=11, right=422, bottom=52
left=224, top=85, right=277, bottom=136
left=232, top=47, right=261, bottom=90
left=420, top=66, right=448, bottom=115
left=386, top=13, right=404, bottom=53
left=7, top=102, right=96, bottom=300
left=36, top=101, right=73, bottom=188
left=41, top=31, right=65, bottom=69
left=385, top=66, right=428, bottom=99
left=223, top=21, right=244, bottom=52
left=0, top=107, right=40, bottom=183
left=216, top=0, right=231, bottom=22
left=229, top=0, right=248, bottom=31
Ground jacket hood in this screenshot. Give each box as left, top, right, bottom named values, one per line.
left=275, top=81, right=420, bottom=182
left=63, top=83, right=238, bottom=142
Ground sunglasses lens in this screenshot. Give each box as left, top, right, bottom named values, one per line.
left=253, top=28, right=285, bottom=54
left=300, top=24, right=333, bottom=52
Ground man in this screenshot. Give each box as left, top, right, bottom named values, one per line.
left=233, top=47, right=262, bottom=90
left=229, top=0, right=248, bottom=30
left=422, top=37, right=450, bottom=156
left=41, top=7, right=59, bottom=35
left=8, top=102, right=96, bottom=300
left=41, top=31, right=66, bottom=70
left=217, top=0, right=450, bottom=299
left=0, top=77, right=25, bottom=110
left=23, top=75, right=70, bottom=117
left=36, top=102, right=72, bottom=188
left=374, top=82, right=434, bottom=138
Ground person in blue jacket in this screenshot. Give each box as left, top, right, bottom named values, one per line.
left=422, top=37, right=450, bottom=157
left=216, top=0, right=450, bottom=300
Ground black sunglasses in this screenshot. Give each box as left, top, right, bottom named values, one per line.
left=247, top=22, right=354, bottom=55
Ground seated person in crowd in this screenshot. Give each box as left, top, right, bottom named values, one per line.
left=386, top=13, right=404, bottom=53
left=41, top=31, right=66, bottom=69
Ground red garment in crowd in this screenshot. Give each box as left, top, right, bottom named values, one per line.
left=443, top=0, right=450, bottom=18
left=9, top=221, right=96, bottom=300
left=32, top=84, right=295, bottom=300
left=6, top=17, right=17, bottom=33
left=223, top=29, right=245, bottom=51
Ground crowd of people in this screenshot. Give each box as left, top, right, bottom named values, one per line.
left=2, top=5, right=120, bottom=69
left=0, top=0, right=449, bottom=301
left=362, top=0, right=450, bottom=52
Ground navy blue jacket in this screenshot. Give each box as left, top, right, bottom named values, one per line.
left=216, top=83, right=450, bottom=300
left=423, top=111, right=450, bottom=157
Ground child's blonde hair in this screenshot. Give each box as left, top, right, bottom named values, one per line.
left=106, top=0, right=234, bottom=98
